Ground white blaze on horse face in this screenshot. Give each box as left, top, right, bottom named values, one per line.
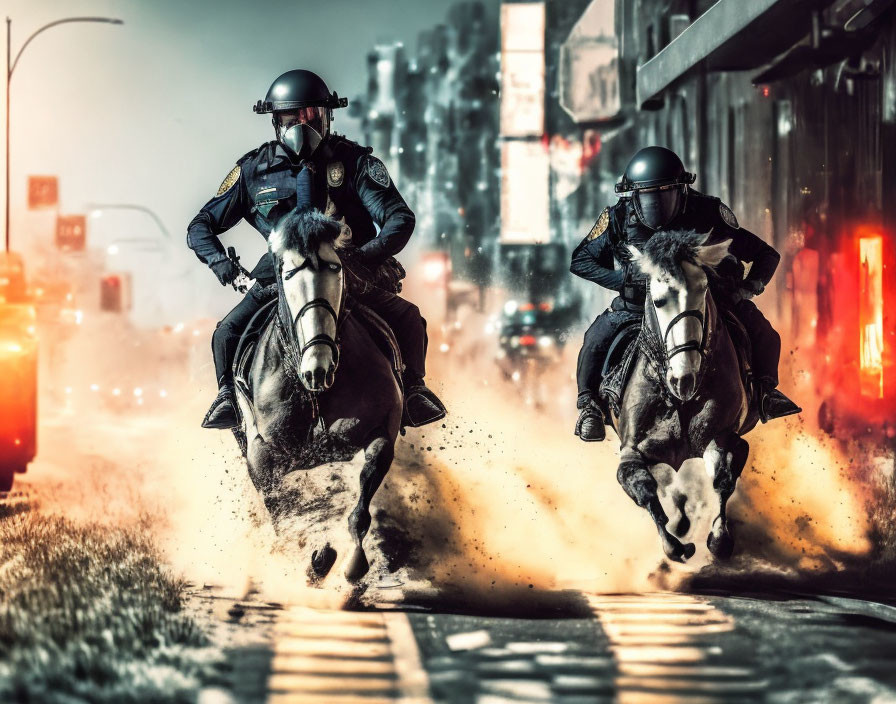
left=281, top=241, right=344, bottom=392
left=651, top=261, right=708, bottom=401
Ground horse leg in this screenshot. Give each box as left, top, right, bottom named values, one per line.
left=704, top=435, right=749, bottom=559
left=345, top=434, right=394, bottom=583
left=617, top=447, right=696, bottom=563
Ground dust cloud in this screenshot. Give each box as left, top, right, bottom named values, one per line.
left=23, top=288, right=885, bottom=610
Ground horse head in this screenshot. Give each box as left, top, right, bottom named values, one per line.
left=627, top=229, right=731, bottom=402
left=269, top=208, right=345, bottom=393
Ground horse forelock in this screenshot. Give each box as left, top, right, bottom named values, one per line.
left=641, top=229, right=711, bottom=282
left=269, top=207, right=341, bottom=261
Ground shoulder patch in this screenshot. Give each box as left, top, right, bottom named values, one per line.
left=587, top=208, right=610, bottom=241
left=327, top=161, right=345, bottom=188
left=719, top=202, right=739, bottom=229
left=216, top=165, right=241, bottom=196
left=365, top=156, right=391, bottom=188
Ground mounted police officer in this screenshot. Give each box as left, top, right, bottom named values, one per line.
left=187, top=69, right=446, bottom=430
left=571, top=146, right=800, bottom=442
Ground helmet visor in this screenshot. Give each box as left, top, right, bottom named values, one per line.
left=275, top=107, right=327, bottom=159
left=633, top=186, right=685, bottom=230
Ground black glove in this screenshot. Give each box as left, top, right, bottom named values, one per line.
left=208, top=256, right=239, bottom=286
left=742, top=278, right=764, bottom=296
left=374, top=257, right=406, bottom=294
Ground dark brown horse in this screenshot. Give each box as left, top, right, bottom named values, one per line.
left=234, top=209, right=402, bottom=583
left=611, top=230, right=757, bottom=562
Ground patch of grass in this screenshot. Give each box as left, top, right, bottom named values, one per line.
left=0, top=512, right=223, bottom=703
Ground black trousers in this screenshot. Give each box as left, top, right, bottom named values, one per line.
left=576, top=299, right=640, bottom=407
left=211, top=282, right=427, bottom=384
left=575, top=296, right=781, bottom=405
left=732, top=298, right=780, bottom=385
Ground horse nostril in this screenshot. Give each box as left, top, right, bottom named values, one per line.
left=678, top=373, right=696, bottom=400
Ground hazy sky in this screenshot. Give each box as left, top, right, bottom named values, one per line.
left=4, top=0, right=495, bottom=322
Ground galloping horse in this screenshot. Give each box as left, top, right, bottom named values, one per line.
left=233, top=208, right=403, bottom=583
left=610, top=229, right=757, bottom=562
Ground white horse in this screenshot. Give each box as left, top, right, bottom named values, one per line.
left=610, top=229, right=756, bottom=562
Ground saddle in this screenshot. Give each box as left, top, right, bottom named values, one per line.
left=597, top=309, right=753, bottom=415
left=232, top=291, right=404, bottom=404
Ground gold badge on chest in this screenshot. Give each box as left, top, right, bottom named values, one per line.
left=327, top=161, right=345, bottom=188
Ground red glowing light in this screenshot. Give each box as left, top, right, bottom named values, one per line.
left=518, top=334, right=536, bottom=346
left=518, top=303, right=535, bottom=312
left=859, top=235, right=884, bottom=398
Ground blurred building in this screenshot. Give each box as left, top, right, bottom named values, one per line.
left=353, top=3, right=500, bottom=290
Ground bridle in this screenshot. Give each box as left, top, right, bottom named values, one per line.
left=644, top=278, right=713, bottom=395
left=274, top=254, right=346, bottom=381
left=294, top=298, right=341, bottom=366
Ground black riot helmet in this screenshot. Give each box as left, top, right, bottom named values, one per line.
left=253, top=70, right=348, bottom=161
left=615, top=146, right=696, bottom=230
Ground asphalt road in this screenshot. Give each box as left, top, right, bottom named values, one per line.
left=199, top=589, right=896, bottom=704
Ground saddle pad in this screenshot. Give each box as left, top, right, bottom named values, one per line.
left=599, top=325, right=640, bottom=416
left=348, top=301, right=404, bottom=394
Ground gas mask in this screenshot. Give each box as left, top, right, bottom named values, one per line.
left=633, top=185, right=686, bottom=230
left=274, top=107, right=328, bottom=161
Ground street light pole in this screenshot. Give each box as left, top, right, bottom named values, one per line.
left=5, top=16, right=123, bottom=252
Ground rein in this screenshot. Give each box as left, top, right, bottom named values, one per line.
left=295, top=298, right=341, bottom=364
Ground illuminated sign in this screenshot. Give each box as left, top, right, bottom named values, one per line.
left=27, top=175, right=58, bottom=210
left=559, top=0, right=620, bottom=123
left=500, top=140, right=550, bottom=244
left=500, top=2, right=545, bottom=137
left=859, top=235, right=884, bottom=398
left=56, top=215, right=87, bottom=251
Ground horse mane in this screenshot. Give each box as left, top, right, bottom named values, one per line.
left=640, top=229, right=710, bottom=277
left=269, top=208, right=341, bottom=260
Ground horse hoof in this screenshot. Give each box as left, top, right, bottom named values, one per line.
left=707, top=527, right=734, bottom=560
left=660, top=532, right=695, bottom=563
left=309, top=544, right=337, bottom=580
left=344, top=546, right=370, bottom=583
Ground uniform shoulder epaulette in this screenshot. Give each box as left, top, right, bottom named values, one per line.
left=718, top=200, right=739, bottom=229
left=328, top=134, right=370, bottom=156
left=236, top=142, right=270, bottom=166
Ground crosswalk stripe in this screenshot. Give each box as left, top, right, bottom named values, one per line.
left=271, top=655, right=397, bottom=676
left=265, top=607, right=432, bottom=703
left=588, top=593, right=764, bottom=701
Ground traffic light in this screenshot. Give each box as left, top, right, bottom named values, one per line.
left=56, top=215, right=87, bottom=251
left=100, top=273, right=130, bottom=312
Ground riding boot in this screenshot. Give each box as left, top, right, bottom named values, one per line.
left=574, top=397, right=606, bottom=442
left=402, top=375, right=446, bottom=427
left=757, top=377, right=801, bottom=423
left=202, top=377, right=239, bottom=430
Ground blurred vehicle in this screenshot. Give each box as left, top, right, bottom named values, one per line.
left=0, top=252, right=29, bottom=304
left=0, top=301, right=38, bottom=491
left=496, top=299, right=570, bottom=407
